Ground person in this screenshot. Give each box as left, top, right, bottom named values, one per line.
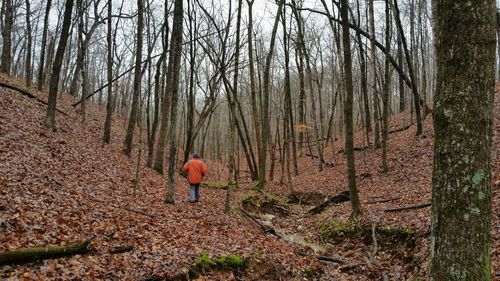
left=183, top=153, right=207, bottom=203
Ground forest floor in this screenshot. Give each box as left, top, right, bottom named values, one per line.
left=0, top=75, right=498, bottom=280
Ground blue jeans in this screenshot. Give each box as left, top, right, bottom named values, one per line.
left=189, top=184, right=200, bottom=202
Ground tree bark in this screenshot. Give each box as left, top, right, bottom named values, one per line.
left=430, top=1, right=494, bottom=280
left=43, top=0, right=74, bottom=131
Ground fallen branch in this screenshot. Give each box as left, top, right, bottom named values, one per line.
left=339, top=262, right=366, bottom=272
left=389, top=124, right=412, bottom=134
left=240, top=208, right=282, bottom=239
left=0, top=238, right=94, bottom=265
left=384, top=202, right=431, bottom=212
left=110, top=245, right=134, bottom=254
left=365, top=196, right=401, bottom=204
left=306, top=191, right=350, bottom=216
left=297, top=250, right=344, bottom=264
left=0, top=82, right=67, bottom=115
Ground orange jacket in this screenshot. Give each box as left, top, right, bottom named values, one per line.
left=183, top=159, right=207, bottom=184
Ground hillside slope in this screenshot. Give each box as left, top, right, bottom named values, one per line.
left=0, top=77, right=498, bottom=280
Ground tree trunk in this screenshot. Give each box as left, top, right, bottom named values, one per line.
left=430, top=1, right=494, bottom=280
left=43, top=0, right=74, bottom=131
left=165, top=0, right=184, bottom=203
left=37, top=0, right=52, bottom=90
left=256, top=0, right=284, bottom=191
left=103, top=0, right=113, bottom=145
left=281, top=7, right=294, bottom=192
left=152, top=8, right=171, bottom=174
left=0, top=0, right=13, bottom=75
left=381, top=0, right=392, bottom=173
left=123, top=0, right=144, bottom=156
left=340, top=0, right=362, bottom=218
left=398, top=32, right=405, bottom=113
left=368, top=0, right=380, bottom=148
left=246, top=0, right=263, bottom=177
left=25, top=0, right=32, bottom=87
left=393, top=0, right=423, bottom=136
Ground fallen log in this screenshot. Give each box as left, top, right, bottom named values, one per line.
left=297, top=250, right=344, bottom=264
left=384, top=202, right=431, bottom=212
left=110, top=245, right=134, bottom=254
left=0, top=238, right=94, bottom=265
left=0, top=82, right=67, bottom=115
left=306, top=191, right=350, bottom=216
left=240, top=208, right=282, bottom=239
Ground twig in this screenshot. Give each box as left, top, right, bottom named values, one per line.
left=384, top=202, right=431, bottom=212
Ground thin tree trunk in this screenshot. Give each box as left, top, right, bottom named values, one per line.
left=43, top=0, right=74, bottom=131
left=393, top=0, right=423, bottom=135
left=368, top=0, right=381, bottom=148
left=256, top=0, right=284, bottom=191
left=25, top=0, right=32, bottom=86
left=340, top=0, right=362, bottom=218
left=103, top=0, right=113, bottom=145
left=381, top=0, right=392, bottom=173
left=37, top=0, right=52, bottom=90
left=123, top=0, right=144, bottom=156
left=398, top=31, right=405, bottom=113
